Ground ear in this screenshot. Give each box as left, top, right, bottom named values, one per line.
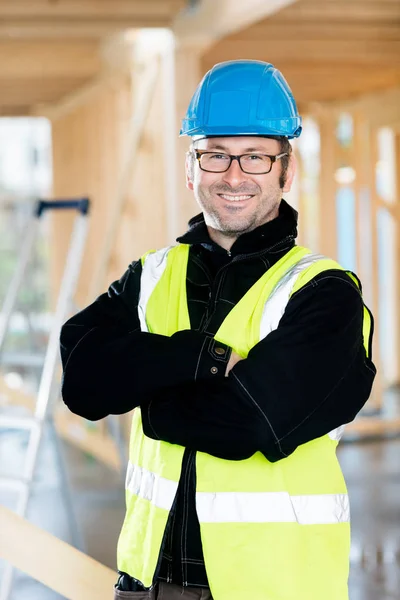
left=185, top=152, right=194, bottom=191
left=282, top=153, right=297, bottom=193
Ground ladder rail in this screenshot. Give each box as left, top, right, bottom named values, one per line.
left=0, top=198, right=90, bottom=600
left=0, top=220, right=38, bottom=354
left=21, top=214, right=89, bottom=507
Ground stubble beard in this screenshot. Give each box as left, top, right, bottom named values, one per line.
left=196, top=182, right=282, bottom=237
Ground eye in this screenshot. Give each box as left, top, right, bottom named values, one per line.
left=209, top=154, right=229, bottom=160
left=247, top=154, right=264, bottom=161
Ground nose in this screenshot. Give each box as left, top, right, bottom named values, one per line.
left=222, top=157, right=248, bottom=188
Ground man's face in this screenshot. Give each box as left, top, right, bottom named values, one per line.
left=186, top=136, right=295, bottom=238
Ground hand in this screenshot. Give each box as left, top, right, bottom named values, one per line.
left=225, top=351, right=243, bottom=376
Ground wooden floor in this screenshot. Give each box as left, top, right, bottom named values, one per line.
left=0, top=426, right=399, bottom=599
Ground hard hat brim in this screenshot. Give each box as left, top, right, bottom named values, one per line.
left=180, top=121, right=302, bottom=140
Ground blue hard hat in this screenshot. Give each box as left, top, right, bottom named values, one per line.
left=180, top=60, right=302, bottom=139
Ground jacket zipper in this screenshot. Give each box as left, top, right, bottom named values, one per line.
left=202, top=235, right=294, bottom=332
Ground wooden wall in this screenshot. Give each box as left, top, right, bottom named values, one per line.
left=51, top=68, right=172, bottom=308
left=51, top=75, right=130, bottom=306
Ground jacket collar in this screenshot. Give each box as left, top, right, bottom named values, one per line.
left=176, top=199, right=298, bottom=256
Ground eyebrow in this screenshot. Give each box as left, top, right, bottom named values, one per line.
left=205, top=144, right=269, bottom=153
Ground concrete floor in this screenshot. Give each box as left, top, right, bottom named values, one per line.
left=0, top=424, right=399, bottom=600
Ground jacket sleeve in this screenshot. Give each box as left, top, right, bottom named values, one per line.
left=141, top=272, right=376, bottom=461
left=60, top=261, right=228, bottom=421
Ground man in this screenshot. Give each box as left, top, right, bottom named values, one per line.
left=60, top=60, right=376, bottom=600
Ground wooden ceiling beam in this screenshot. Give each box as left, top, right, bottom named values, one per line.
left=305, top=104, right=400, bottom=133
left=31, top=71, right=131, bottom=120
left=0, top=105, right=32, bottom=116
left=0, top=41, right=102, bottom=78
left=0, top=76, right=93, bottom=107
left=279, top=1, right=400, bottom=23
left=227, top=23, right=400, bottom=42
left=0, top=18, right=173, bottom=39
left=199, top=56, right=400, bottom=104
left=202, top=40, right=400, bottom=67
left=326, top=87, right=400, bottom=129
left=173, top=0, right=298, bottom=51
left=0, top=0, right=185, bottom=19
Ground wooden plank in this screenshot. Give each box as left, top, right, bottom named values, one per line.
left=200, top=60, right=400, bottom=105
left=333, top=87, right=400, bottom=112
left=0, top=105, right=31, bottom=116
left=281, top=1, right=400, bottom=22
left=352, top=113, right=374, bottom=303
left=359, top=110, right=400, bottom=132
left=173, top=0, right=298, bottom=51
left=50, top=66, right=133, bottom=304
left=88, top=58, right=159, bottom=298
left=201, top=61, right=400, bottom=83
left=204, top=40, right=400, bottom=66
left=317, top=110, right=338, bottom=259
left=368, top=124, right=384, bottom=410
left=33, top=71, right=130, bottom=120
left=0, top=18, right=172, bottom=39
left=173, top=48, right=203, bottom=235
left=344, top=417, right=400, bottom=437
left=228, top=22, right=400, bottom=42
left=396, top=133, right=400, bottom=382
left=0, top=77, right=92, bottom=107
left=0, top=0, right=185, bottom=18
left=0, top=505, right=117, bottom=600
left=0, top=41, right=102, bottom=78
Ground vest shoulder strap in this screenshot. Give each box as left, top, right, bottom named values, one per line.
left=290, top=254, right=344, bottom=296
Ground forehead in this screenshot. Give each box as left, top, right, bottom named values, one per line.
left=194, top=136, right=281, bottom=153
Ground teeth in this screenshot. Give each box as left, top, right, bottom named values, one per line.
left=220, top=194, right=252, bottom=202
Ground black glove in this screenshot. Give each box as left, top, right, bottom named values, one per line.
left=116, top=572, right=146, bottom=591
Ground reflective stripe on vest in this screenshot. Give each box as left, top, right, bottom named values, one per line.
left=138, top=246, right=173, bottom=333
left=125, top=462, right=178, bottom=511
left=117, top=243, right=371, bottom=599
left=126, top=462, right=349, bottom=525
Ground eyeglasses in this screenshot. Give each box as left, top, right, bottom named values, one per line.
left=195, top=151, right=288, bottom=174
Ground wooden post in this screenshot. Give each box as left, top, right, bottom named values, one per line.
left=318, top=110, right=338, bottom=259
left=174, top=46, right=203, bottom=232
left=88, top=57, right=160, bottom=298
left=367, top=123, right=384, bottom=410
left=353, top=113, right=372, bottom=298
left=396, top=132, right=400, bottom=384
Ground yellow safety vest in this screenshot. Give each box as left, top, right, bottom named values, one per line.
left=117, top=244, right=372, bottom=600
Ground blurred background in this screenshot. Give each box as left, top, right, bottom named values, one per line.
left=0, top=1, right=399, bottom=599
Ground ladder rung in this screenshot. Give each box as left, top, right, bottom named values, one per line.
left=0, top=415, right=40, bottom=430
left=0, top=352, right=45, bottom=367
left=0, top=476, right=28, bottom=491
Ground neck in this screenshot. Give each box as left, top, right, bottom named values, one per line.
left=206, top=205, right=281, bottom=251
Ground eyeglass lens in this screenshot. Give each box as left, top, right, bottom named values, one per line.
left=200, top=153, right=273, bottom=173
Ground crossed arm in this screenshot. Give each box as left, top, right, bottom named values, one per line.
left=61, top=262, right=375, bottom=462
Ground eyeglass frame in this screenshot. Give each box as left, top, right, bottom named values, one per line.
left=194, top=150, right=289, bottom=175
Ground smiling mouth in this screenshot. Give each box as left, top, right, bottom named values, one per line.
left=218, top=194, right=254, bottom=202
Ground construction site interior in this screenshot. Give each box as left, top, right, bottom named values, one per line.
left=0, top=1, right=399, bottom=599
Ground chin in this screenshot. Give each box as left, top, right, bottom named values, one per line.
left=220, top=220, right=253, bottom=234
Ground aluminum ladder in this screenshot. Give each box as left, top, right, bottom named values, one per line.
left=0, top=198, right=90, bottom=600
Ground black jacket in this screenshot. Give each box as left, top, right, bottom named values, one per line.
left=60, top=199, right=376, bottom=588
